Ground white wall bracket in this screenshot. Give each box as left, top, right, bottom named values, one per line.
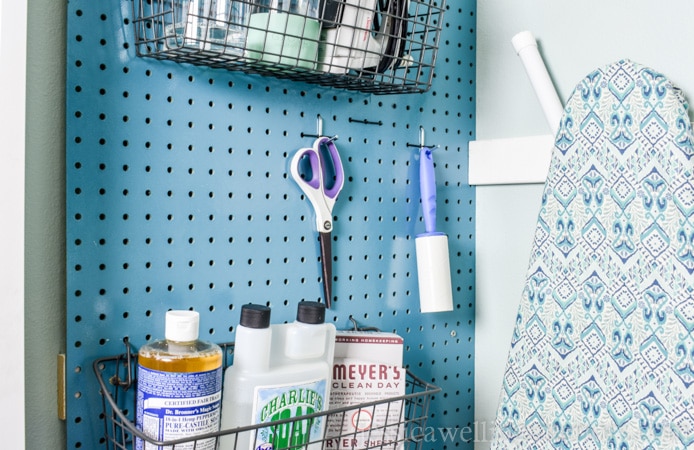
left=469, top=134, right=553, bottom=185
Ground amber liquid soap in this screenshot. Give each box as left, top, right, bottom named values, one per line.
left=136, top=310, right=223, bottom=450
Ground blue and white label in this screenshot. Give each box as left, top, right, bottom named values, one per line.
left=136, top=366, right=222, bottom=450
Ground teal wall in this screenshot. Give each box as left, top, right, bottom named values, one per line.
left=25, top=0, right=66, bottom=448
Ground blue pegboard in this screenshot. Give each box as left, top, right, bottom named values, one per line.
left=66, top=1, right=475, bottom=448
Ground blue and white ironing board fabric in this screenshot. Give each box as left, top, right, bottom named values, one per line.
left=491, top=60, right=694, bottom=449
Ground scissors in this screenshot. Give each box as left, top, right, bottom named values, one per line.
left=290, top=136, right=345, bottom=308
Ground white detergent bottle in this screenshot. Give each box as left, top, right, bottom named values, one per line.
left=219, top=303, right=272, bottom=450
left=264, top=301, right=336, bottom=450
left=219, top=301, right=335, bottom=450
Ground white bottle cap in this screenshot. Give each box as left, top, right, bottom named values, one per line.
left=165, top=310, right=200, bottom=342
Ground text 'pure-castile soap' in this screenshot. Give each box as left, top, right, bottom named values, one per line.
left=220, top=301, right=336, bottom=450
left=135, top=310, right=223, bottom=450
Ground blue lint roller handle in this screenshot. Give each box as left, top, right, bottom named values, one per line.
left=419, top=147, right=440, bottom=235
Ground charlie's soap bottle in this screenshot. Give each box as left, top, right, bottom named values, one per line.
left=262, top=301, right=336, bottom=450
left=219, top=303, right=273, bottom=450
left=219, top=301, right=335, bottom=450
left=135, top=310, right=222, bottom=450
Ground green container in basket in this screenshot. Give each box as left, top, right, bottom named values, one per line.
left=245, top=11, right=321, bottom=70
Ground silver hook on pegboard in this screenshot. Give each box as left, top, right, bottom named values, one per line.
left=407, top=126, right=438, bottom=149
left=302, top=114, right=338, bottom=141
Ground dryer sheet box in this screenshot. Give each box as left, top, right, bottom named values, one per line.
left=325, top=331, right=406, bottom=450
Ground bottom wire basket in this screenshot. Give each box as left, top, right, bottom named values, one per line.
left=93, top=342, right=440, bottom=450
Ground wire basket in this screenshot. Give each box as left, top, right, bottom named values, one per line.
left=130, top=0, right=446, bottom=94
left=93, top=341, right=440, bottom=449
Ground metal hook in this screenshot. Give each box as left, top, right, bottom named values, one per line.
left=348, top=117, right=383, bottom=126
left=109, top=336, right=135, bottom=390
left=302, top=114, right=338, bottom=141
left=407, top=126, right=438, bottom=149
left=348, top=317, right=381, bottom=332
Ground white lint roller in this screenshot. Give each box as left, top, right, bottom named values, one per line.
left=415, top=145, right=453, bottom=313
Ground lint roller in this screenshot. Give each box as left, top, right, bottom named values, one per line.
left=415, top=139, right=453, bottom=313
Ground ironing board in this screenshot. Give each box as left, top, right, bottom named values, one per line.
left=491, top=60, right=694, bottom=449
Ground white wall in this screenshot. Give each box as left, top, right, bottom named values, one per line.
left=475, top=1, right=694, bottom=448
left=0, top=0, right=26, bottom=447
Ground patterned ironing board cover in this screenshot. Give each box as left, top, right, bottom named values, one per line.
left=491, top=60, right=694, bottom=449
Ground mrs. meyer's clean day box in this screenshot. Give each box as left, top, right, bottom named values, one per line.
left=325, top=331, right=406, bottom=450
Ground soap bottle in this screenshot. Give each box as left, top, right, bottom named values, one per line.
left=218, top=301, right=335, bottom=450
left=219, top=303, right=273, bottom=450
left=135, top=310, right=223, bottom=450
left=263, top=301, right=336, bottom=450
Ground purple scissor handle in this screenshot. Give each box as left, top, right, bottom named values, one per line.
left=290, top=136, right=345, bottom=308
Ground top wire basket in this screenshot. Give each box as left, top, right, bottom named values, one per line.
left=93, top=340, right=441, bottom=449
left=130, top=0, right=446, bottom=94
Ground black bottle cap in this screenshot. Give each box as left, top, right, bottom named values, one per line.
left=240, top=304, right=271, bottom=329
left=296, top=301, right=326, bottom=325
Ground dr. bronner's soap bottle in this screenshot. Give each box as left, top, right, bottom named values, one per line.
left=219, top=301, right=335, bottom=450
left=135, top=310, right=223, bottom=450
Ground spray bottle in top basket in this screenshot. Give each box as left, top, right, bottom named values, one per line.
left=135, top=310, right=223, bottom=450
left=220, top=301, right=336, bottom=450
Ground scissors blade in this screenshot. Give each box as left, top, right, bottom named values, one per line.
left=319, top=231, right=333, bottom=308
